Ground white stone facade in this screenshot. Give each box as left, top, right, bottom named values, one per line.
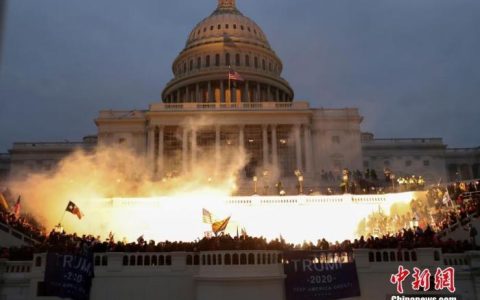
left=1, top=248, right=479, bottom=300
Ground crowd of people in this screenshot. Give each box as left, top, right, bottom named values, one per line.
left=357, top=181, right=480, bottom=241
left=0, top=210, right=46, bottom=242
left=1, top=225, right=475, bottom=262
left=1, top=180, right=479, bottom=262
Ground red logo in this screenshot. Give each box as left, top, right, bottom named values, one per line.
left=390, top=266, right=456, bottom=294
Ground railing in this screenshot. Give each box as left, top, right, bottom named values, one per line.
left=0, top=221, right=40, bottom=245
left=446, top=148, right=480, bottom=154
left=12, top=142, right=93, bottom=150
left=362, top=138, right=444, bottom=146
left=4, top=261, right=32, bottom=273
left=366, top=249, right=424, bottom=263
left=110, top=193, right=417, bottom=208
left=149, top=102, right=310, bottom=112
left=443, top=253, right=470, bottom=266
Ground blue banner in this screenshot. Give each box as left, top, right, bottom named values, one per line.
left=44, top=251, right=95, bottom=300
left=284, top=251, right=361, bottom=300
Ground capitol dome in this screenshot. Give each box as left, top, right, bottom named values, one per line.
left=162, top=0, right=294, bottom=103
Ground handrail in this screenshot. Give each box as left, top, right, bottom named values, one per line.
left=0, top=219, right=40, bottom=245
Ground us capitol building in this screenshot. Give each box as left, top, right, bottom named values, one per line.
left=1, top=0, right=479, bottom=186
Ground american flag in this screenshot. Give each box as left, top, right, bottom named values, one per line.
left=228, top=69, right=244, bottom=81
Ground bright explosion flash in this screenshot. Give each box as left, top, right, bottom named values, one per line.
left=7, top=145, right=425, bottom=244
left=61, top=192, right=422, bottom=244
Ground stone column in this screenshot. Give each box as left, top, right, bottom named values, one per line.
left=147, top=127, right=156, bottom=171
left=244, top=81, right=249, bottom=102
left=304, top=124, right=313, bottom=174
left=208, top=81, right=212, bottom=103
left=294, top=124, right=302, bottom=171
left=191, top=129, right=197, bottom=167
left=220, top=80, right=225, bottom=103
left=176, top=90, right=180, bottom=103
left=267, top=85, right=272, bottom=101
left=195, top=83, right=200, bottom=103
left=158, top=126, right=164, bottom=176
left=271, top=125, right=278, bottom=168
left=239, top=125, right=244, bottom=152
left=182, top=128, right=188, bottom=173
left=262, top=125, right=269, bottom=168
left=256, top=83, right=261, bottom=102
left=215, top=125, right=221, bottom=172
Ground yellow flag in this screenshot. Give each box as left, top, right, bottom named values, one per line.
left=212, top=217, right=231, bottom=235
left=0, top=193, right=8, bottom=211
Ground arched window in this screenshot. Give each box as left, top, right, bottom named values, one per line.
left=197, top=57, right=201, bottom=69
left=102, top=256, right=108, bottom=266
left=122, top=255, right=128, bottom=266
left=206, top=55, right=210, bottom=67
left=129, top=256, right=136, bottom=266
left=233, top=253, right=239, bottom=265
left=225, top=53, right=230, bottom=66
left=235, top=54, right=240, bottom=66
left=137, top=255, right=143, bottom=266
left=397, top=251, right=403, bottom=261
left=194, top=255, right=200, bottom=265
left=159, top=255, right=165, bottom=265
left=262, top=59, right=266, bottom=70
left=240, top=254, right=247, bottom=265
left=368, top=252, right=374, bottom=262
left=248, top=253, right=255, bottom=264
left=189, top=60, right=193, bottom=71
left=245, top=55, right=250, bottom=67
left=383, top=252, right=389, bottom=262
left=166, top=256, right=172, bottom=266
left=183, top=62, right=187, bottom=73
left=225, top=254, right=231, bottom=265
left=152, top=255, right=158, bottom=266
left=254, top=57, right=258, bottom=68
left=215, top=54, right=220, bottom=66
left=144, top=256, right=150, bottom=266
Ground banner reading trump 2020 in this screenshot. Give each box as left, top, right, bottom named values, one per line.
left=284, top=251, right=361, bottom=300
left=44, top=251, right=95, bottom=300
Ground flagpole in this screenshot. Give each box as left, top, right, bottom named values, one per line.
left=58, top=210, right=67, bottom=228
left=228, top=65, right=231, bottom=103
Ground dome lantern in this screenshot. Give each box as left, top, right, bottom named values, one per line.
left=218, top=0, right=236, bottom=9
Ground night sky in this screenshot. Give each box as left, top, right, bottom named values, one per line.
left=0, top=0, right=479, bottom=152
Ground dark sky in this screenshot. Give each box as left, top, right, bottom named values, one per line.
left=1, top=0, right=479, bottom=152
